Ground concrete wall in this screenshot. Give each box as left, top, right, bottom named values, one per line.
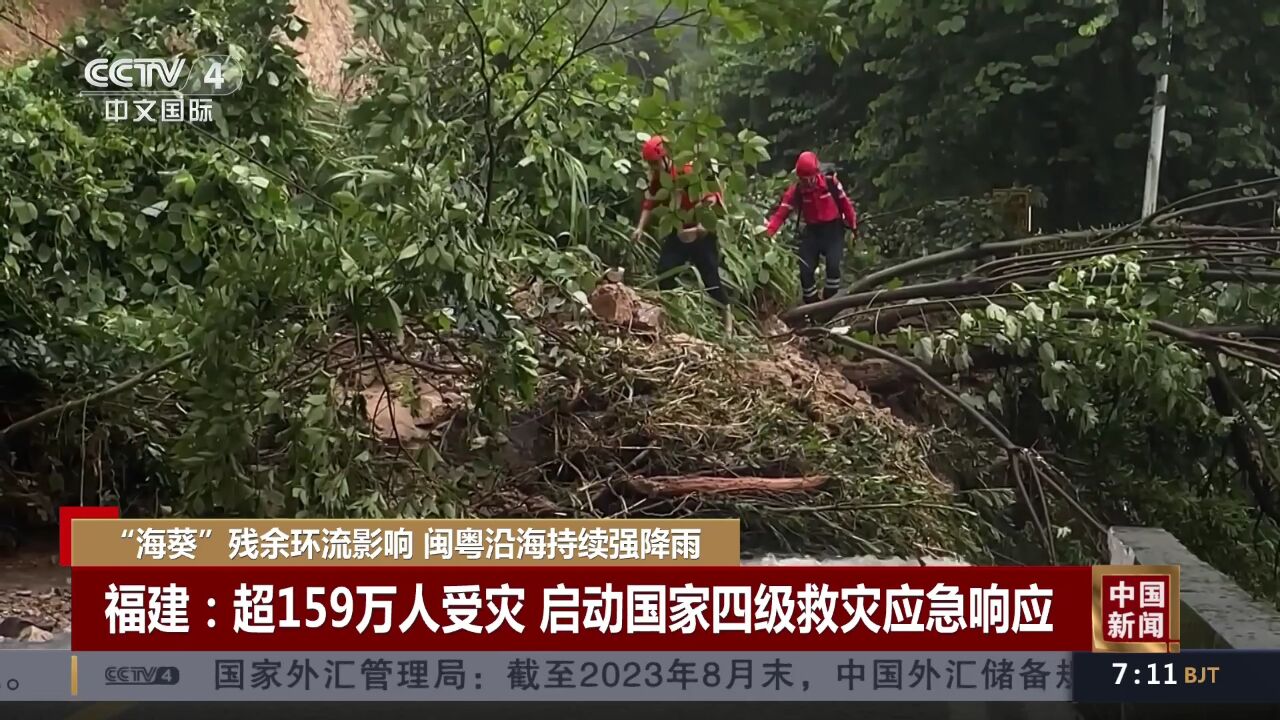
left=1091, top=527, right=1280, bottom=720
left=1108, top=526, right=1280, bottom=649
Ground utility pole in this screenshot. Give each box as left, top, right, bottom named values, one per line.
left=1141, top=0, right=1174, bottom=217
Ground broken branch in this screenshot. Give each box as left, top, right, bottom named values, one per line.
left=624, top=474, right=827, bottom=497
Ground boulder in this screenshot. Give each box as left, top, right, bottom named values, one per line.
left=588, top=281, right=663, bottom=331
left=16, top=624, right=51, bottom=643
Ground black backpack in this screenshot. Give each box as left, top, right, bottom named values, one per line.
left=790, top=172, right=848, bottom=238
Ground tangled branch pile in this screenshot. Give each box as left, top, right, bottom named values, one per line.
left=770, top=183, right=1280, bottom=593
left=463, top=281, right=995, bottom=559
left=304, top=278, right=996, bottom=560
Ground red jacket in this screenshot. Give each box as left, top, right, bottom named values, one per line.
left=643, top=162, right=722, bottom=215
left=764, top=174, right=857, bottom=237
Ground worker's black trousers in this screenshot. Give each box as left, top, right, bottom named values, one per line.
left=798, top=220, right=846, bottom=304
left=656, top=231, right=728, bottom=304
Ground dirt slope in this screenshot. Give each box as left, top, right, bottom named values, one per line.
left=0, top=0, right=99, bottom=63
left=0, top=0, right=358, bottom=97
left=287, top=0, right=359, bottom=98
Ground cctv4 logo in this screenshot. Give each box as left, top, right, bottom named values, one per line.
left=104, top=665, right=181, bottom=686
left=83, top=56, right=236, bottom=95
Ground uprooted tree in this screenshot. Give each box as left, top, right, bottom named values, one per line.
left=778, top=183, right=1280, bottom=599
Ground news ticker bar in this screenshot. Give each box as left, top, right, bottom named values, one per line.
left=0, top=650, right=1264, bottom=703
left=67, top=518, right=739, bottom=566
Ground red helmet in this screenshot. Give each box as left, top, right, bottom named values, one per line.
left=642, top=135, right=667, bottom=163
left=795, top=151, right=820, bottom=177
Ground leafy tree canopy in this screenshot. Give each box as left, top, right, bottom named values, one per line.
left=702, top=0, right=1280, bottom=227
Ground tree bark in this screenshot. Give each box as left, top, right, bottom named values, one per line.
left=624, top=475, right=827, bottom=497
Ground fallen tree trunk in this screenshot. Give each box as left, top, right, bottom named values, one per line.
left=838, top=297, right=1280, bottom=340
left=624, top=474, right=827, bottom=497
left=841, top=184, right=1280, bottom=297
left=783, top=265, right=1280, bottom=323
left=841, top=350, right=1026, bottom=392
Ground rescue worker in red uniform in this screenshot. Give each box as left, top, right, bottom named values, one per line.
left=631, top=135, right=728, bottom=305
left=763, top=151, right=858, bottom=304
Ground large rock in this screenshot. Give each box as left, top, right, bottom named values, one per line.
left=16, top=624, right=52, bottom=642
left=0, top=616, right=51, bottom=641
left=588, top=281, right=662, bottom=331
left=359, top=381, right=462, bottom=447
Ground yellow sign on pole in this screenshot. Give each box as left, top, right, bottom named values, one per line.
left=992, top=188, right=1032, bottom=235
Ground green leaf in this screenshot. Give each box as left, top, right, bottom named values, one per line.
left=1039, top=342, right=1056, bottom=364
left=141, top=200, right=169, bottom=218
left=914, top=336, right=935, bottom=363
left=937, top=15, right=965, bottom=34
left=438, top=247, right=455, bottom=271
left=636, top=95, right=662, bottom=119
left=388, top=297, right=403, bottom=328
left=331, top=190, right=360, bottom=218
left=10, top=199, right=37, bottom=225
left=398, top=243, right=420, bottom=261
